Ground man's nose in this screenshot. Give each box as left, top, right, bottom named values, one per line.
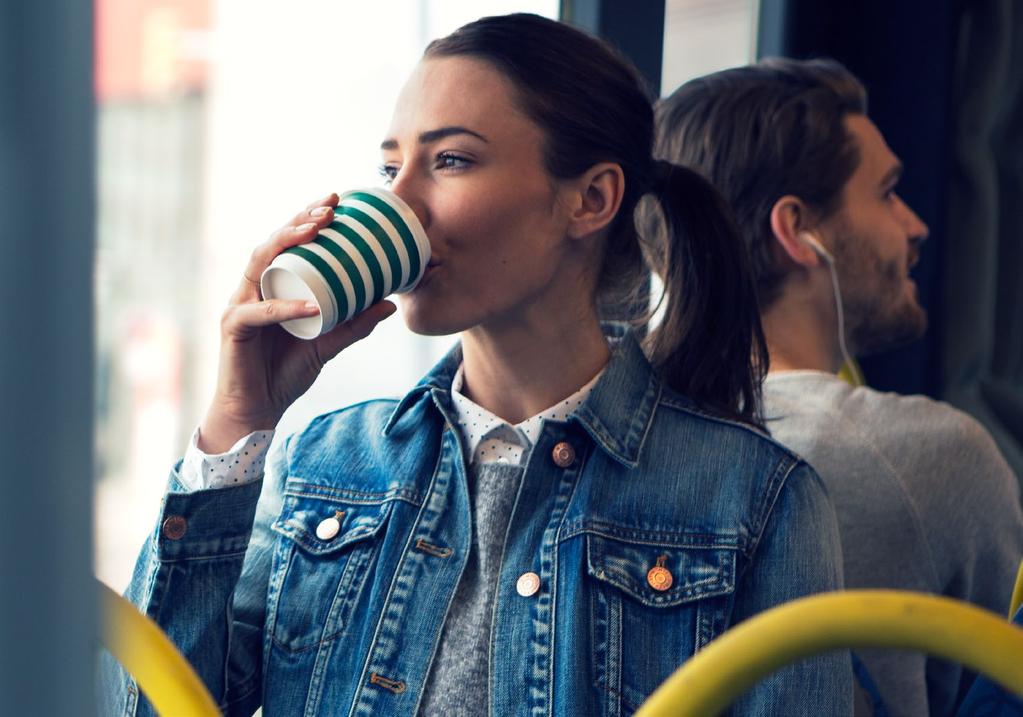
left=899, top=196, right=929, bottom=243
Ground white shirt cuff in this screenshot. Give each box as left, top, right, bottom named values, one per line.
left=178, top=426, right=275, bottom=491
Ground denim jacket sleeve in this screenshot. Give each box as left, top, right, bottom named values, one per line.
left=98, top=440, right=289, bottom=717
left=728, top=461, right=853, bottom=716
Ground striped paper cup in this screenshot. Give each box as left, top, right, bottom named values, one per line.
left=260, top=188, right=431, bottom=339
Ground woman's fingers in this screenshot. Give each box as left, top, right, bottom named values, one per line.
left=234, top=218, right=327, bottom=299
left=250, top=207, right=334, bottom=277
left=220, top=296, right=395, bottom=345
left=221, top=298, right=321, bottom=337
left=296, top=192, right=339, bottom=222
left=312, top=300, right=398, bottom=360
left=232, top=195, right=339, bottom=302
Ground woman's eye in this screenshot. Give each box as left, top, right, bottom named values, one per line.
left=378, top=164, right=398, bottom=182
left=435, top=153, right=472, bottom=171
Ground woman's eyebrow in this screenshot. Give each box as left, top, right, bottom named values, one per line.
left=380, top=126, right=489, bottom=150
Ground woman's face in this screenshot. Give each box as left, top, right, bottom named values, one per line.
left=381, top=56, right=584, bottom=336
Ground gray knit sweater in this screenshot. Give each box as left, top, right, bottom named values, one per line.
left=418, top=462, right=525, bottom=716
left=764, top=371, right=1023, bottom=716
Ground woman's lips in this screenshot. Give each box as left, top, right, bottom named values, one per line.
left=418, top=261, right=440, bottom=288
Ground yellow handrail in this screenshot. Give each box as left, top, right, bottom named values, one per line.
left=99, top=580, right=220, bottom=716
left=636, top=590, right=1023, bottom=717
left=1011, top=561, right=1023, bottom=619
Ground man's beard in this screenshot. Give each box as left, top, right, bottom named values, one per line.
left=833, top=232, right=927, bottom=357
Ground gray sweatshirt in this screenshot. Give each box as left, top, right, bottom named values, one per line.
left=764, top=371, right=1023, bottom=717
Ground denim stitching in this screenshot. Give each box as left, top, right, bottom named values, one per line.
left=283, top=483, right=423, bottom=506
left=350, top=432, right=459, bottom=717
left=560, top=522, right=741, bottom=548
left=270, top=538, right=380, bottom=655
left=526, top=435, right=586, bottom=716
left=595, top=680, right=641, bottom=714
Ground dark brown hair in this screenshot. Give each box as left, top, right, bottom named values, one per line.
left=654, top=58, right=867, bottom=309
left=427, top=13, right=766, bottom=426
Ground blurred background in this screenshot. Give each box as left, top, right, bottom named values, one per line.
left=2, top=0, right=1019, bottom=714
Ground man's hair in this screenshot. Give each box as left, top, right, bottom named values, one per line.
left=654, top=58, right=867, bottom=308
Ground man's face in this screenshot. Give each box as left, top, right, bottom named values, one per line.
left=819, top=114, right=930, bottom=356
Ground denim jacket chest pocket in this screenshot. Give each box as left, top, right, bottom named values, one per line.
left=267, top=485, right=394, bottom=654
left=584, top=531, right=737, bottom=714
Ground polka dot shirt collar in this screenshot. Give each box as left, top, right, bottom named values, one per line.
left=450, top=363, right=603, bottom=466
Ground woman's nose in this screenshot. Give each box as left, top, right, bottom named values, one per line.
left=389, top=173, right=430, bottom=232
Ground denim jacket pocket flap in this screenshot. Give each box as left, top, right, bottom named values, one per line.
left=271, top=492, right=392, bottom=557
left=585, top=533, right=736, bottom=607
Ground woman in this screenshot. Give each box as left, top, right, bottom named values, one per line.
left=102, top=13, right=850, bottom=716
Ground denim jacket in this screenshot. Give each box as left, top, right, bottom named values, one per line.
left=100, top=330, right=851, bottom=716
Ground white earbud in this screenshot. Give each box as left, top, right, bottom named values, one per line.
left=798, top=231, right=834, bottom=263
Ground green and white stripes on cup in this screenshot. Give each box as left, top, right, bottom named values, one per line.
left=260, top=188, right=431, bottom=339
left=288, top=188, right=429, bottom=322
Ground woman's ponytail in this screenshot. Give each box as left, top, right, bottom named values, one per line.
left=642, top=160, right=768, bottom=427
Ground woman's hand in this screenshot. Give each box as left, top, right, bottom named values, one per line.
left=198, top=193, right=397, bottom=453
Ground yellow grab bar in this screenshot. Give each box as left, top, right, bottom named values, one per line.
left=99, top=580, right=220, bottom=716
left=1010, top=561, right=1023, bottom=619
left=636, top=590, right=1023, bottom=717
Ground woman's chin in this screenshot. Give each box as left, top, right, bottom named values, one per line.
left=399, top=299, right=465, bottom=337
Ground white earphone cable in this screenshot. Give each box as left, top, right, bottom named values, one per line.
left=822, top=254, right=865, bottom=386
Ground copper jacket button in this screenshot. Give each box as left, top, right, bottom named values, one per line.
left=551, top=441, right=576, bottom=468
left=647, top=565, right=673, bottom=591
left=162, top=515, right=187, bottom=541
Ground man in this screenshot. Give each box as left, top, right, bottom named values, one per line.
left=655, top=58, right=1023, bottom=715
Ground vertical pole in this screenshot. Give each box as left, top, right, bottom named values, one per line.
left=561, top=0, right=666, bottom=94
left=0, top=1, right=96, bottom=714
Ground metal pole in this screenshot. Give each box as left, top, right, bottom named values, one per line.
left=561, top=0, right=666, bottom=94
left=0, top=1, right=96, bottom=714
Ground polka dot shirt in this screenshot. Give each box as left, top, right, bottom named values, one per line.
left=179, top=427, right=274, bottom=491
left=450, top=363, right=603, bottom=467
left=180, top=364, right=604, bottom=490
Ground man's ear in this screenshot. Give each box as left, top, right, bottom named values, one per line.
left=769, top=195, right=827, bottom=267
left=565, top=162, right=625, bottom=240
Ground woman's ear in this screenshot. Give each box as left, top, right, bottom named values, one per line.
left=565, top=162, right=625, bottom=240
left=769, top=195, right=827, bottom=267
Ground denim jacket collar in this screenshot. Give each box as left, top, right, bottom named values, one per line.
left=382, top=325, right=660, bottom=469
left=380, top=343, right=462, bottom=438
left=572, top=328, right=661, bottom=468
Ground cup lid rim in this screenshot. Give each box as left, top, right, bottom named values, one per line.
left=259, top=252, right=338, bottom=334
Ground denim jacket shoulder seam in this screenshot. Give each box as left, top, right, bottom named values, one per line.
left=745, top=456, right=804, bottom=559
left=658, top=393, right=780, bottom=446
